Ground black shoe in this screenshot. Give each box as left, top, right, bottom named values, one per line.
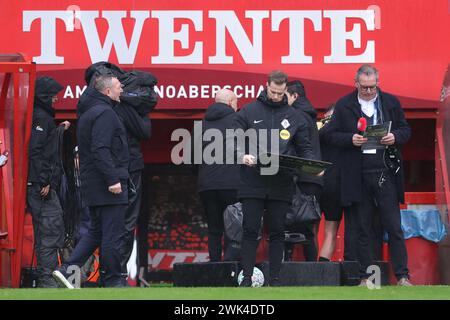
left=106, top=282, right=129, bottom=288
left=96, top=270, right=106, bottom=287
left=38, top=275, right=59, bottom=288
left=284, top=232, right=308, bottom=244
left=239, top=277, right=252, bottom=287
left=81, top=281, right=101, bottom=288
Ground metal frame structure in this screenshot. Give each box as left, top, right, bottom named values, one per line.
left=436, top=65, right=450, bottom=220
left=0, top=54, right=36, bottom=287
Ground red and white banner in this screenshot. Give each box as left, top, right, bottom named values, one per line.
left=1, top=0, right=450, bottom=110
left=149, top=250, right=209, bottom=270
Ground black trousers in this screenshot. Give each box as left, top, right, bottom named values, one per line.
left=121, top=170, right=143, bottom=273
left=65, top=204, right=127, bottom=287
left=342, top=205, right=358, bottom=261
left=27, top=185, right=64, bottom=287
left=355, top=171, right=409, bottom=280
left=199, top=190, right=238, bottom=262
left=241, top=198, right=290, bottom=281
left=137, top=193, right=149, bottom=270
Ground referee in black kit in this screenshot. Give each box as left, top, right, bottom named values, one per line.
left=233, top=70, right=314, bottom=287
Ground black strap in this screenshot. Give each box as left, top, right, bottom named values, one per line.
left=55, top=125, right=66, bottom=177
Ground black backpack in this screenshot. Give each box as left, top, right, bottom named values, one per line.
left=84, top=61, right=158, bottom=115
left=120, top=70, right=158, bottom=115
left=84, top=61, right=125, bottom=84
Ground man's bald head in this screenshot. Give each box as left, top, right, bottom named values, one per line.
left=215, top=89, right=238, bottom=111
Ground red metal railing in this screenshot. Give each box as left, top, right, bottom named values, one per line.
left=0, top=54, right=35, bottom=287
left=436, top=65, right=450, bottom=223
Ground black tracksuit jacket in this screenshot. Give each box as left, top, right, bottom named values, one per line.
left=234, top=90, right=314, bottom=202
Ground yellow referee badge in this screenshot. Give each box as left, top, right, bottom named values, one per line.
left=280, top=129, right=290, bottom=140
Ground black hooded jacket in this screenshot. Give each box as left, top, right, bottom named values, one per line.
left=28, top=77, right=63, bottom=188
left=196, top=102, right=239, bottom=193
left=76, top=87, right=129, bottom=206
left=291, top=97, right=323, bottom=187
left=113, top=103, right=151, bottom=173
left=234, top=90, right=314, bottom=202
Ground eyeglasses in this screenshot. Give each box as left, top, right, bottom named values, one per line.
left=357, top=83, right=377, bottom=92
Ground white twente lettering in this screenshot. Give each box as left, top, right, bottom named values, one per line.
left=23, top=10, right=376, bottom=65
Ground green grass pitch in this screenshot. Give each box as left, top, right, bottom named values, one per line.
left=0, top=285, right=449, bottom=300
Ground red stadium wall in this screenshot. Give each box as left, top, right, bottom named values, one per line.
left=1, top=0, right=449, bottom=286
left=0, top=0, right=448, bottom=112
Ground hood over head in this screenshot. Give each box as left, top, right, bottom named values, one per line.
left=292, top=96, right=317, bottom=119
left=34, top=77, right=64, bottom=117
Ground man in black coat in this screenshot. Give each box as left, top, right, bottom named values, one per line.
left=325, top=65, right=412, bottom=286
left=195, top=89, right=240, bottom=262
left=53, top=75, right=130, bottom=288
left=113, top=91, right=152, bottom=279
left=234, top=71, right=314, bottom=286
left=27, top=76, right=70, bottom=287
left=285, top=80, right=323, bottom=262
left=319, top=104, right=383, bottom=263
left=83, top=63, right=155, bottom=284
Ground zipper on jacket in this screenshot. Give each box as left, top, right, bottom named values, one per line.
left=266, top=107, right=275, bottom=196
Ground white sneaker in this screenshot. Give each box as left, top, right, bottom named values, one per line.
left=358, top=279, right=374, bottom=288
left=397, top=277, right=413, bottom=286
left=52, top=270, right=75, bottom=289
